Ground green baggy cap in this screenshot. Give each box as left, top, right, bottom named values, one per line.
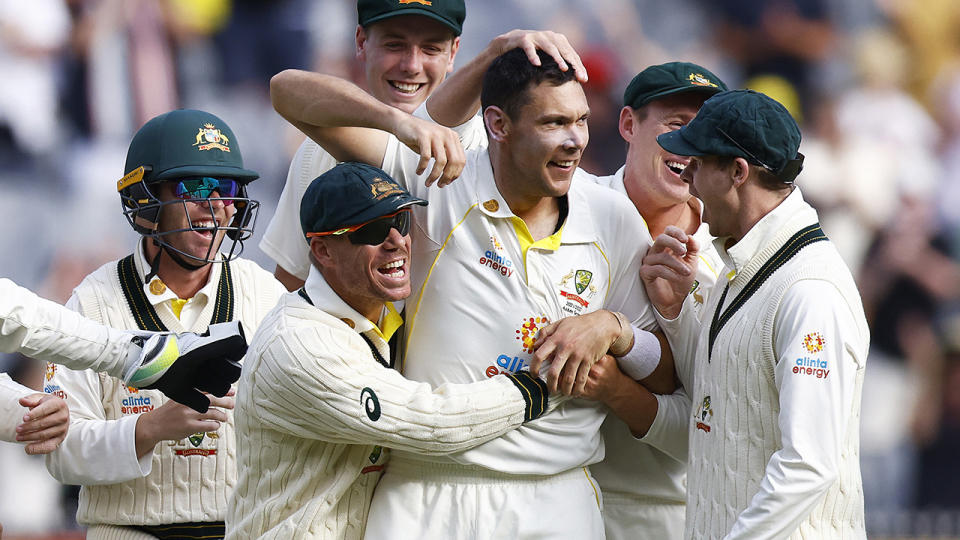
left=657, top=89, right=804, bottom=183
left=623, top=62, right=727, bottom=109
left=358, top=0, right=465, bottom=36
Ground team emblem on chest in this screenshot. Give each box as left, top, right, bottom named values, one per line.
left=170, top=430, right=220, bottom=456
left=557, top=268, right=597, bottom=316
left=695, top=395, right=713, bottom=433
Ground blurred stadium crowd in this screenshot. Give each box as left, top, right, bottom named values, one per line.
left=1, top=0, right=959, bottom=538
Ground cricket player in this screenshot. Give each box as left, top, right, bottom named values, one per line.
left=45, top=109, right=286, bottom=539
left=402, top=59, right=730, bottom=539
left=227, top=162, right=568, bottom=539
left=0, top=277, right=247, bottom=454
left=270, top=48, right=673, bottom=538
left=260, top=0, right=586, bottom=291
left=642, top=89, right=868, bottom=538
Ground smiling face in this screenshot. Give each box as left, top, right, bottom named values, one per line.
left=621, top=93, right=707, bottom=210
left=498, top=80, right=590, bottom=202
left=356, top=16, right=459, bottom=113
left=312, top=226, right=412, bottom=322
left=153, top=180, right=237, bottom=263
left=681, top=155, right=738, bottom=239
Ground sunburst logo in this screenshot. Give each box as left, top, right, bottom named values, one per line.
left=45, top=363, right=56, bottom=381
left=803, top=332, right=825, bottom=354
left=515, top=315, right=550, bottom=353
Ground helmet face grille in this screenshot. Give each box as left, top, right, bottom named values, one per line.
left=118, top=180, right=260, bottom=264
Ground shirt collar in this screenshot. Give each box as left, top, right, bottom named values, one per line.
left=473, top=149, right=599, bottom=245
left=133, top=240, right=220, bottom=305
left=716, top=187, right=817, bottom=277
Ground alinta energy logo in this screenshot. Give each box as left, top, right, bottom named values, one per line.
left=44, top=362, right=67, bottom=399
left=485, top=315, right=550, bottom=377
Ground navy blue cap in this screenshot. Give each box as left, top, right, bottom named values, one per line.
left=300, top=162, right=427, bottom=236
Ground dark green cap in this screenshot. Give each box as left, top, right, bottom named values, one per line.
left=300, top=162, right=427, bottom=236
left=124, top=109, right=259, bottom=183
left=358, top=0, right=465, bottom=36
left=657, top=90, right=804, bottom=183
left=623, top=62, right=727, bottom=109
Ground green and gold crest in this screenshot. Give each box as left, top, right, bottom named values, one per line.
left=575, top=270, right=593, bottom=294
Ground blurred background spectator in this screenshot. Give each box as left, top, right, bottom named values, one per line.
left=1, top=1, right=959, bottom=538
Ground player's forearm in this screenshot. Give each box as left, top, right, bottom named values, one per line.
left=0, top=374, right=32, bottom=442
left=0, top=279, right=135, bottom=379
left=639, top=389, right=692, bottom=462
left=424, top=42, right=503, bottom=127
left=46, top=415, right=149, bottom=485
left=637, top=331, right=677, bottom=394
left=270, top=70, right=397, bottom=166
left=600, top=370, right=659, bottom=437
left=271, top=70, right=402, bottom=135
left=254, top=336, right=551, bottom=455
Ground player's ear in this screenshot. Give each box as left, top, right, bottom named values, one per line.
left=446, top=37, right=461, bottom=73
left=484, top=106, right=509, bottom=143
left=355, top=25, right=368, bottom=60
left=732, top=157, right=750, bottom=187
left=618, top=106, right=635, bottom=143
left=310, top=237, right=335, bottom=268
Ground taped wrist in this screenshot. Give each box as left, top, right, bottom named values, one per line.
left=505, top=371, right=548, bottom=422
left=608, top=311, right=634, bottom=357
left=615, top=327, right=661, bottom=381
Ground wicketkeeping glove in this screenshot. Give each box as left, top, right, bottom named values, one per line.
left=122, top=321, right=247, bottom=412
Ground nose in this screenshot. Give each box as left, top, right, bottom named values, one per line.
left=199, top=192, right=227, bottom=210
left=381, top=227, right=407, bottom=249
left=399, top=47, right=424, bottom=74
left=563, top=124, right=588, bottom=152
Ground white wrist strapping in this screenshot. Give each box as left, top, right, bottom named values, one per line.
left=615, top=327, right=661, bottom=381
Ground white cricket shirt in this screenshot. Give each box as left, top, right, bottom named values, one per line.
left=381, top=141, right=657, bottom=475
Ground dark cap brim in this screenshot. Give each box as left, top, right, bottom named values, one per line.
left=362, top=9, right=461, bottom=35
left=632, top=85, right=724, bottom=109
left=657, top=130, right=705, bottom=157
left=153, top=164, right=260, bottom=183
left=339, top=194, right=428, bottom=230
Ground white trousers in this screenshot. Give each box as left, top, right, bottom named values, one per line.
left=363, top=456, right=606, bottom=539
left=601, top=492, right=685, bottom=540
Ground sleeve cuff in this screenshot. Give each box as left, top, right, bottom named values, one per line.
left=615, top=326, right=661, bottom=380
left=119, top=414, right=154, bottom=477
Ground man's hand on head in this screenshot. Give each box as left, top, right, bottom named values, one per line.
left=492, top=30, right=588, bottom=83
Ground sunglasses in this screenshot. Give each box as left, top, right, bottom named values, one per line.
left=307, top=209, right=412, bottom=246
left=173, top=177, right=239, bottom=205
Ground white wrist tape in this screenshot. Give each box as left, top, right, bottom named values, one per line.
left=615, top=327, right=661, bottom=381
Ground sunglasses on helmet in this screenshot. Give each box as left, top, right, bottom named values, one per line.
left=173, top=177, right=239, bottom=205
left=306, top=209, right=412, bottom=246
